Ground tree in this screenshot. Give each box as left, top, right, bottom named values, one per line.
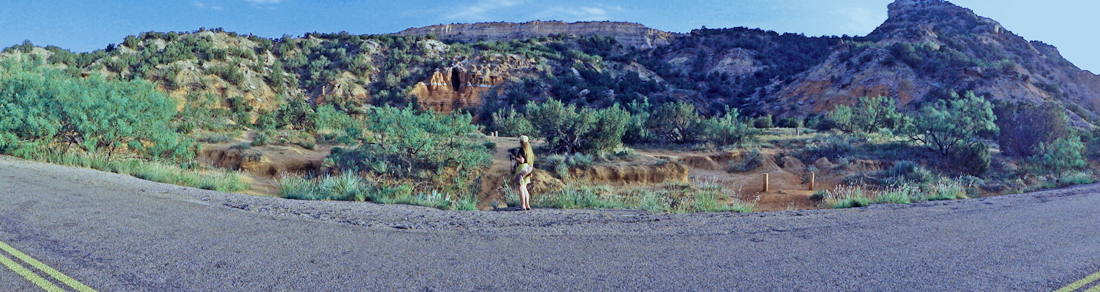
left=828, top=96, right=906, bottom=134
left=903, top=92, right=997, bottom=156
left=701, top=107, right=762, bottom=146
left=525, top=99, right=629, bottom=154
left=995, top=102, right=1070, bottom=157
left=647, top=101, right=702, bottom=144
left=0, top=58, right=193, bottom=161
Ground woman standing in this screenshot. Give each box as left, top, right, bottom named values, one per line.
left=511, top=148, right=533, bottom=210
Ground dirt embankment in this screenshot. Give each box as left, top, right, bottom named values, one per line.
left=205, top=133, right=873, bottom=212
left=198, top=141, right=330, bottom=195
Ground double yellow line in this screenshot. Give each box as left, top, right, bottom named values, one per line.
left=1058, top=270, right=1100, bottom=292
left=0, top=240, right=96, bottom=292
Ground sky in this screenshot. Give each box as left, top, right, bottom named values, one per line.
left=1, top=0, right=1097, bottom=73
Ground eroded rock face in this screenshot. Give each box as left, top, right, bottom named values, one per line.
left=411, top=66, right=506, bottom=112
left=397, top=21, right=677, bottom=50
left=411, top=51, right=546, bottom=113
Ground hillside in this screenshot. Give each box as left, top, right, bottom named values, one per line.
left=4, top=0, right=1097, bottom=123
left=772, top=0, right=1100, bottom=125
left=396, top=20, right=677, bottom=50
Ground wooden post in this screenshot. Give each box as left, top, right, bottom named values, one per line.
left=796, top=127, right=801, bottom=137
left=763, top=173, right=770, bottom=193
left=809, top=172, right=816, bottom=191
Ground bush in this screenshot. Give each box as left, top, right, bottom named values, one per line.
left=0, top=58, right=194, bottom=161
left=995, top=102, right=1070, bottom=157
left=827, top=96, right=906, bottom=134
left=796, top=135, right=857, bottom=162
left=753, top=115, right=773, bottom=129
left=776, top=117, right=803, bottom=128
left=701, top=107, right=761, bottom=146
left=487, top=108, right=535, bottom=137
left=330, top=106, right=491, bottom=192
left=953, top=141, right=991, bottom=176
left=647, top=101, right=702, bottom=144
left=903, top=92, right=997, bottom=156
left=251, top=132, right=269, bottom=147
left=526, top=99, right=629, bottom=154
left=1030, top=135, right=1087, bottom=174
left=881, top=161, right=935, bottom=185
left=727, top=149, right=763, bottom=173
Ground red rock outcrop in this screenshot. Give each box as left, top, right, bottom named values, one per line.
left=412, top=66, right=508, bottom=112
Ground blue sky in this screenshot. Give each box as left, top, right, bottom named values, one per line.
left=2, top=0, right=1097, bottom=72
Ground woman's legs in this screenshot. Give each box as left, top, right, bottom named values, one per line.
left=519, top=183, right=530, bottom=210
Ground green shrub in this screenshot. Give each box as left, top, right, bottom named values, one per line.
left=882, top=161, right=935, bottom=185
left=330, top=106, right=491, bottom=192
left=0, top=58, right=194, bottom=161
left=526, top=99, right=629, bottom=154
left=777, top=117, right=803, bottom=128
left=646, top=101, right=702, bottom=143
left=700, top=107, right=761, bottom=146
left=487, top=108, right=536, bottom=137
left=1030, top=135, right=1087, bottom=174
left=953, top=141, right=991, bottom=176
left=796, top=135, right=857, bottom=162
left=727, top=149, right=763, bottom=173
left=828, top=96, right=906, bottom=134
left=903, top=92, right=997, bottom=156
left=251, top=132, right=270, bottom=147
left=753, top=115, right=773, bottom=129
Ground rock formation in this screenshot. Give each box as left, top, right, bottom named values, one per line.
left=397, top=21, right=677, bottom=50
left=770, top=0, right=1100, bottom=124
left=411, top=66, right=506, bottom=112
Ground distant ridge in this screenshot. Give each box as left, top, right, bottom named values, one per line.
left=395, top=20, right=678, bottom=49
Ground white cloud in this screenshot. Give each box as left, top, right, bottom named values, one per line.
left=532, top=5, right=621, bottom=22
left=831, top=7, right=885, bottom=34
left=444, top=0, right=522, bottom=21
left=243, top=0, right=282, bottom=3
left=192, top=1, right=205, bottom=8
left=212, top=5, right=224, bottom=10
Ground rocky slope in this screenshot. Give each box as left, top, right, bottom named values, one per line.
left=397, top=21, right=677, bottom=50
left=770, top=0, right=1100, bottom=124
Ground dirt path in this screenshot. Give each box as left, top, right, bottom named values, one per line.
left=632, top=148, right=822, bottom=211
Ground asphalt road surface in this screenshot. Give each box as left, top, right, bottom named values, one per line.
left=1, top=155, right=1098, bottom=291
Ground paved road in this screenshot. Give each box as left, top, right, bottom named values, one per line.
left=1, top=155, right=1098, bottom=291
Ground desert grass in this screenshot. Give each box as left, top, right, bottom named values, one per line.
left=11, top=148, right=249, bottom=192
left=521, top=179, right=754, bottom=213
left=821, top=178, right=974, bottom=208
left=277, top=173, right=478, bottom=211
left=1034, top=171, right=1096, bottom=191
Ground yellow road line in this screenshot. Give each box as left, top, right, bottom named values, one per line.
left=1086, top=282, right=1100, bottom=292
left=0, top=240, right=97, bottom=292
left=0, top=251, right=65, bottom=292
left=1058, top=270, right=1100, bottom=292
